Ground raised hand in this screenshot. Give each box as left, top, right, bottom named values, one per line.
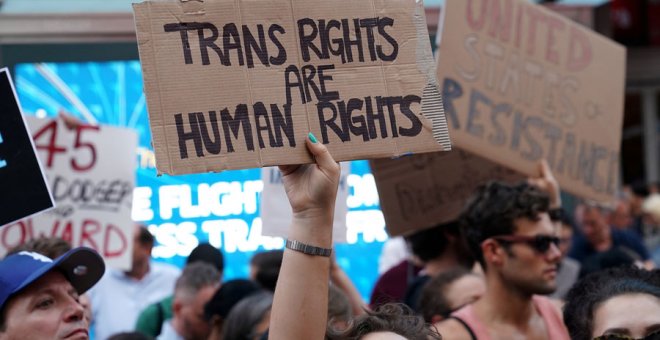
left=278, top=133, right=341, bottom=222
left=528, top=159, right=561, bottom=208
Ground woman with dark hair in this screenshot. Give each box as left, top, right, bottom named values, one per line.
left=563, top=266, right=660, bottom=340
left=327, top=303, right=441, bottom=340
left=267, top=134, right=441, bottom=340
left=221, top=292, right=272, bottom=340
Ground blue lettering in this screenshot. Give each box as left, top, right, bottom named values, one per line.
left=488, top=103, right=512, bottom=146
left=466, top=90, right=489, bottom=138
left=441, top=77, right=463, bottom=130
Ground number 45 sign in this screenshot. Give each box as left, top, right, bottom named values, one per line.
left=0, top=115, right=138, bottom=270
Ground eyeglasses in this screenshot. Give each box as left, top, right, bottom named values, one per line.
left=492, top=235, right=560, bottom=254
left=593, top=329, right=660, bottom=340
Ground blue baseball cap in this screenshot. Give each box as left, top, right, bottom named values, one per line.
left=0, top=247, right=105, bottom=309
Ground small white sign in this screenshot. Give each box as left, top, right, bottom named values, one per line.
left=260, top=162, right=350, bottom=243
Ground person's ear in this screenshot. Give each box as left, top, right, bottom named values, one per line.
left=481, top=239, right=504, bottom=267
left=172, top=298, right=184, bottom=316
left=431, top=314, right=444, bottom=324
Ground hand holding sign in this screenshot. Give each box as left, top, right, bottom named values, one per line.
left=528, top=160, right=561, bottom=209
left=279, top=133, right=341, bottom=224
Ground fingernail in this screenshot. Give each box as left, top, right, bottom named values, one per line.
left=308, top=132, right=318, bottom=144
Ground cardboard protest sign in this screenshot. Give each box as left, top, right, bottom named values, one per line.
left=133, top=0, right=451, bottom=175
left=0, top=117, right=137, bottom=269
left=371, top=149, right=524, bottom=236
left=435, top=0, right=626, bottom=203
left=260, top=162, right=350, bottom=242
left=0, top=68, right=55, bottom=226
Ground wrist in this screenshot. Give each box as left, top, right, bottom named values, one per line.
left=289, top=215, right=333, bottom=249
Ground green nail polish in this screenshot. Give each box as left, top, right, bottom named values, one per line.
left=308, top=132, right=318, bottom=144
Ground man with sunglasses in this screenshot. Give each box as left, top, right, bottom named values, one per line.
left=434, top=179, right=570, bottom=339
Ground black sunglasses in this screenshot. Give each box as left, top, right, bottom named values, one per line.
left=593, top=329, right=660, bottom=340
left=492, top=235, right=560, bottom=254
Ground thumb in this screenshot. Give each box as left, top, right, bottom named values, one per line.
left=305, top=132, right=339, bottom=173
left=539, top=159, right=552, bottom=179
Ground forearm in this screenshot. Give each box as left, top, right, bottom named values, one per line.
left=270, top=215, right=333, bottom=340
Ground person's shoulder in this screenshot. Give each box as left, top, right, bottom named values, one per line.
left=88, top=268, right=123, bottom=292
left=433, top=318, right=473, bottom=340
left=151, top=261, right=182, bottom=277
left=562, top=257, right=580, bottom=273
left=613, top=229, right=644, bottom=243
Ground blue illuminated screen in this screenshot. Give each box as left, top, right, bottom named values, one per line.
left=14, top=61, right=390, bottom=300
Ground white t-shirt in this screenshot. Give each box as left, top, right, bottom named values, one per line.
left=90, top=261, right=180, bottom=340
left=157, top=320, right=184, bottom=340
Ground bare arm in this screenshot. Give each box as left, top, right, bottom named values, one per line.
left=269, top=134, right=341, bottom=340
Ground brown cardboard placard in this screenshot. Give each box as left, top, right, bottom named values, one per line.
left=436, top=0, right=626, bottom=204
left=371, top=149, right=524, bottom=236
left=133, top=0, right=451, bottom=175
left=369, top=148, right=525, bottom=236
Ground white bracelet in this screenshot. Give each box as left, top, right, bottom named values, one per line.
left=285, top=239, right=332, bottom=257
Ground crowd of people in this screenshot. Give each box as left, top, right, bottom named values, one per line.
left=0, top=134, right=659, bottom=340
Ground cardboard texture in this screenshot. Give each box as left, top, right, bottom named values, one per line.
left=436, top=0, right=626, bottom=203
left=260, top=162, right=350, bottom=242
left=0, top=68, right=55, bottom=226
left=133, top=0, right=451, bottom=175
left=0, top=117, right=138, bottom=270
left=371, top=149, right=524, bottom=236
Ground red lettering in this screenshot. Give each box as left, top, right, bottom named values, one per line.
left=58, top=220, right=75, bottom=244
left=514, top=2, right=523, bottom=49
left=103, top=224, right=127, bottom=258
left=32, top=121, right=66, bottom=168
left=1, top=220, right=31, bottom=250
left=467, top=0, right=488, bottom=31
left=80, top=219, right=101, bottom=250
left=525, top=6, right=545, bottom=57
left=71, top=125, right=99, bottom=172
left=567, top=26, right=592, bottom=72
left=544, top=16, right=565, bottom=66
left=488, top=0, right=513, bottom=43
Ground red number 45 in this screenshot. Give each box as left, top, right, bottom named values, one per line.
left=33, top=120, right=99, bottom=171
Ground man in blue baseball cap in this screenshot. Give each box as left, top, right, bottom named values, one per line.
left=0, top=247, right=105, bottom=339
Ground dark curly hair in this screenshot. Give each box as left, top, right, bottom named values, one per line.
left=418, top=268, right=475, bottom=322
left=327, top=303, right=441, bottom=340
left=563, top=266, right=660, bottom=340
left=405, top=221, right=459, bottom=262
left=460, top=181, right=550, bottom=270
